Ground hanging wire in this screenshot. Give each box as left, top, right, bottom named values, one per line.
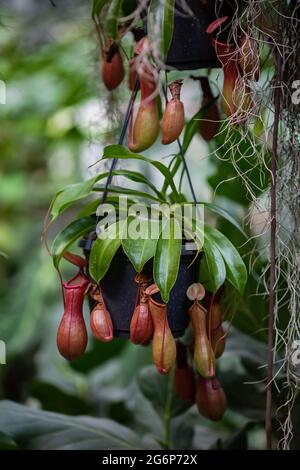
left=85, top=78, right=199, bottom=255
left=99, top=82, right=140, bottom=209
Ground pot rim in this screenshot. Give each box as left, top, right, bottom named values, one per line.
left=80, top=237, right=200, bottom=258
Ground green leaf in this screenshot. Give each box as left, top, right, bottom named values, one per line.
left=0, top=400, right=151, bottom=450
left=226, top=278, right=268, bottom=340
left=103, top=145, right=180, bottom=202
left=204, top=224, right=247, bottom=294
left=182, top=214, right=204, bottom=252
left=92, top=0, right=109, bottom=19
left=138, top=366, right=191, bottom=418
left=89, top=219, right=127, bottom=283
left=51, top=216, right=95, bottom=269
left=106, top=0, right=124, bottom=40
left=148, top=0, right=175, bottom=60
left=147, top=1, right=162, bottom=52
left=218, top=361, right=266, bottom=421
left=154, top=217, right=182, bottom=303
left=201, top=235, right=226, bottom=293
left=122, top=217, right=159, bottom=272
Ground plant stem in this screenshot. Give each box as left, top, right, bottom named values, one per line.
left=162, top=366, right=175, bottom=449
left=161, top=155, right=182, bottom=196
left=101, top=82, right=139, bottom=207
left=265, top=0, right=283, bottom=450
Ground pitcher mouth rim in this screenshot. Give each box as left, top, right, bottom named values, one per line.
left=63, top=271, right=90, bottom=290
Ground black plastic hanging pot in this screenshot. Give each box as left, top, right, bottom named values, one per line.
left=166, top=0, right=235, bottom=70
left=82, top=241, right=200, bottom=339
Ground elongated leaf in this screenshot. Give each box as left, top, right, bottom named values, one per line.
left=51, top=216, right=95, bottom=269
left=148, top=0, right=175, bottom=60
left=89, top=219, right=127, bottom=283
left=0, top=400, right=151, bottom=450
left=50, top=177, right=98, bottom=222
left=205, top=203, right=247, bottom=238
left=162, top=100, right=218, bottom=194
left=122, top=217, right=159, bottom=272
left=201, top=236, right=226, bottom=293
left=154, top=217, right=182, bottom=303
left=106, top=0, right=124, bottom=39
left=138, top=366, right=191, bottom=418
left=50, top=168, right=163, bottom=223
left=182, top=98, right=218, bottom=153
left=204, top=224, right=247, bottom=294
left=0, top=431, right=18, bottom=450
left=50, top=173, right=120, bottom=222
left=103, top=145, right=180, bottom=202
left=92, top=0, right=109, bottom=19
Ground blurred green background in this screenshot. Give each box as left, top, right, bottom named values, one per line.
left=0, top=0, right=298, bottom=451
